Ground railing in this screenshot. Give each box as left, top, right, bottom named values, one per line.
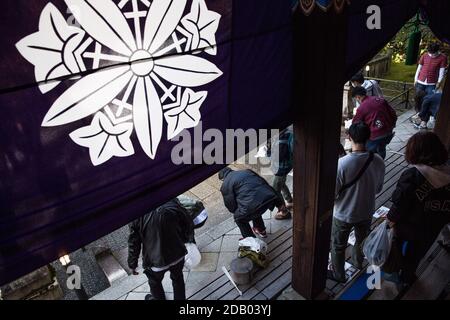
left=367, top=77, right=415, bottom=110
left=343, top=78, right=415, bottom=119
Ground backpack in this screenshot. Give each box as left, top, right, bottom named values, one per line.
left=271, top=129, right=294, bottom=176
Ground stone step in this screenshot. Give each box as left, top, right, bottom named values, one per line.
left=95, top=250, right=128, bottom=286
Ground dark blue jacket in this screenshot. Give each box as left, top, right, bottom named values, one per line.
left=220, top=168, right=281, bottom=221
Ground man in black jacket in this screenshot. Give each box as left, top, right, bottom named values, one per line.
left=219, top=167, right=284, bottom=238
left=128, top=198, right=194, bottom=300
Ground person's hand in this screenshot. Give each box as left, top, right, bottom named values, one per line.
left=131, top=269, right=139, bottom=275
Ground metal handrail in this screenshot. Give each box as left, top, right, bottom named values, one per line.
left=367, top=77, right=414, bottom=86
left=367, top=77, right=414, bottom=109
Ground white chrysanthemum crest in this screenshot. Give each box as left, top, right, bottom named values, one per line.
left=17, top=0, right=222, bottom=165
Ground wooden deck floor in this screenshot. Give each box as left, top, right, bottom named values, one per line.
left=187, top=225, right=293, bottom=300
left=187, top=144, right=412, bottom=300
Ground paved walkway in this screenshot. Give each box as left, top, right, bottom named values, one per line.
left=91, top=165, right=293, bottom=300
left=91, top=204, right=292, bottom=300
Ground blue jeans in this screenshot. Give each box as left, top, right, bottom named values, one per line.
left=418, top=93, right=442, bottom=122
left=366, top=133, right=394, bottom=159
left=415, top=83, right=436, bottom=96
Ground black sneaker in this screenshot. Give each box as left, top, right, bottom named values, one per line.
left=145, top=294, right=155, bottom=300
left=327, top=270, right=347, bottom=283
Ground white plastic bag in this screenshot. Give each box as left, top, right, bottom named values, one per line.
left=238, top=237, right=268, bottom=254
left=363, top=221, right=393, bottom=267
left=184, top=243, right=201, bottom=270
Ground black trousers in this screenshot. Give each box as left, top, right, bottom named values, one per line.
left=144, top=259, right=185, bottom=300
left=235, top=215, right=266, bottom=238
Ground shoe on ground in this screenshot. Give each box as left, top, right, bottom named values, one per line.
left=419, top=121, right=427, bottom=130
left=427, top=116, right=436, bottom=129
left=351, top=261, right=363, bottom=270
left=275, top=209, right=292, bottom=220
left=145, top=294, right=155, bottom=300
left=327, top=270, right=347, bottom=284
left=410, top=114, right=421, bottom=125
left=252, top=227, right=267, bottom=238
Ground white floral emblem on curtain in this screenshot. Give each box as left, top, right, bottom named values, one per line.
left=16, top=0, right=222, bottom=165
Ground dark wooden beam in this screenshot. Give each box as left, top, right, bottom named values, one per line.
left=434, top=77, right=450, bottom=150
left=291, top=9, right=348, bottom=299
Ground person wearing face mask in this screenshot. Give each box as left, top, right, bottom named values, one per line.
left=414, top=42, right=448, bottom=96
left=350, top=73, right=383, bottom=99
left=352, top=86, right=397, bottom=159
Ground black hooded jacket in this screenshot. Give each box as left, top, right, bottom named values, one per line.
left=387, top=166, right=450, bottom=253
left=128, top=199, right=194, bottom=271
left=220, top=168, right=281, bottom=221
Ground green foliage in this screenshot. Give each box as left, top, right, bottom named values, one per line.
left=384, top=61, right=417, bottom=83
left=385, top=16, right=449, bottom=63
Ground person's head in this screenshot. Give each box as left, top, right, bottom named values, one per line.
left=218, top=167, right=233, bottom=181
left=348, top=122, right=371, bottom=147
left=350, top=73, right=365, bottom=87
left=427, top=42, right=440, bottom=55
left=405, top=132, right=448, bottom=166
left=351, top=86, right=367, bottom=105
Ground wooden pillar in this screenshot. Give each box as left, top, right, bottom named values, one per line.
left=434, top=77, right=450, bottom=150
left=291, top=9, right=348, bottom=299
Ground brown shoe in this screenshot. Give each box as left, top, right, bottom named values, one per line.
left=275, top=209, right=291, bottom=220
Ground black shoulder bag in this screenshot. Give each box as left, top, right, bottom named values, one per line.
left=336, top=152, right=375, bottom=199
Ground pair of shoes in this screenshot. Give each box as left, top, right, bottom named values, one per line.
left=252, top=227, right=267, bottom=238
left=327, top=270, right=347, bottom=284
left=275, top=209, right=292, bottom=220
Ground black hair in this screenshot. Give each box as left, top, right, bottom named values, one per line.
left=350, top=72, right=365, bottom=84
left=427, top=42, right=440, bottom=54
left=405, top=132, right=448, bottom=166
left=348, top=122, right=371, bottom=144
left=351, top=86, right=367, bottom=98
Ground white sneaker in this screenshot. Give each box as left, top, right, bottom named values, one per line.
left=410, top=113, right=421, bottom=125
left=419, top=121, right=427, bottom=130
left=427, top=116, right=436, bottom=129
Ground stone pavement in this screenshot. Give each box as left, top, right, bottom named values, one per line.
left=54, top=159, right=275, bottom=299
left=91, top=206, right=292, bottom=300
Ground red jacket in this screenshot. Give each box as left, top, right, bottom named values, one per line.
left=352, top=96, right=397, bottom=140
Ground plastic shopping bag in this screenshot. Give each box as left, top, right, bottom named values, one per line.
left=238, top=237, right=269, bottom=268
left=184, top=243, right=201, bottom=270
left=363, top=221, right=393, bottom=267
left=238, top=237, right=268, bottom=254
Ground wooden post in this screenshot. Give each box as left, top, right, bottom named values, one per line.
left=291, top=8, right=348, bottom=299
left=434, top=77, right=450, bottom=150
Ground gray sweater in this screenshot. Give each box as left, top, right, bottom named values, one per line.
left=333, top=152, right=385, bottom=223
